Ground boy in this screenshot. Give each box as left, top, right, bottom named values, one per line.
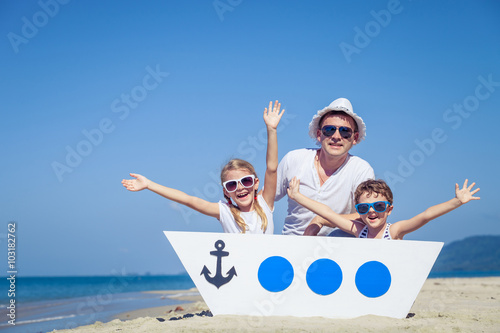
left=287, top=178, right=480, bottom=239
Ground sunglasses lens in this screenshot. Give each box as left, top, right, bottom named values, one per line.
left=356, top=204, right=369, bottom=215
left=241, top=176, right=254, bottom=187
left=373, top=202, right=387, bottom=212
left=321, top=125, right=336, bottom=136
left=322, top=126, right=353, bottom=139
left=224, top=181, right=237, bottom=192
left=339, top=127, right=353, bottom=139
left=224, top=175, right=254, bottom=192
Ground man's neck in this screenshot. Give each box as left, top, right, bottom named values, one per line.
left=317, top=149, right=349, bottom=175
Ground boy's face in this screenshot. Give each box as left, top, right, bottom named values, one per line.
left=357, top=192, right=393, bottom=229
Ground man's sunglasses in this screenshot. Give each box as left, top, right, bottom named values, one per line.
left=355, top=201, right=391, bottom=215
left=321, top=125, right=354, bottom=139
left=222, top=175, right=255, bottom=192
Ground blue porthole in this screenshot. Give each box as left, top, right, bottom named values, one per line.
left=306, top=259, right=343, bottom=295
left=258, top=256, right=294, bottom=292
left=257, top=257, right=391, bottom=298
left=355, top=261, right=391, bottom=298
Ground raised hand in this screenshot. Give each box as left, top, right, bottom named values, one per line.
left=122, top=173, right=150, bottom=191
left=263, top=100, right=285, bottom=130
left=287, top=177, right=301, bottom=200
left=455, top=179, right=480, bottom=204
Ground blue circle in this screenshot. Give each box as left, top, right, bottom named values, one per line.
left=306, top=259, right=343, bottom=295
left=258, top=256, right=294, bottom=292
left=355, top=261, right=391, bottom=298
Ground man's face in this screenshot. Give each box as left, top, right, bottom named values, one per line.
left=316, top=113, right=359, bottom=159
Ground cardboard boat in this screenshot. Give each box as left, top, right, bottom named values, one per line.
left=164, top=231, right=443, bottom=319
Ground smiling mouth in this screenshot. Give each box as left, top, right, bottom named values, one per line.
left=237, top=192, right=249, bottom=199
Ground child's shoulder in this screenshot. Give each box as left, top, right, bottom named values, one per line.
left=352, top=220, right=366, bottom=237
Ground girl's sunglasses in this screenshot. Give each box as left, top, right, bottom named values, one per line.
left=355, top=201, right=391, bottom=215
left=321, top=125, right=353, bottom=139
left=222, top=175, right=255, bottom=192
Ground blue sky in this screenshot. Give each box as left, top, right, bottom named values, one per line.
left=1, top=0, right=499, bottom=276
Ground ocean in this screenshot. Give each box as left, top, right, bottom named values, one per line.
left=1, top=272, right=499, bottom=333
left=0, top=275, right=195, bottom=333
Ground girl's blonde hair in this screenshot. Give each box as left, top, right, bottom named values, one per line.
left=220, top=159, right=268, bottom=233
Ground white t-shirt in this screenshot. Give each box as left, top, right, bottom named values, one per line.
left=276, top=148, right=375, bottom=236
left=218, top=194, right=274, bottom=234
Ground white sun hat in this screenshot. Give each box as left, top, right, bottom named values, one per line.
left=308, top=97, right=366, bottom=144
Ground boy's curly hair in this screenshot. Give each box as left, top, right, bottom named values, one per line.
left=354, top=179, right=393, bottom=205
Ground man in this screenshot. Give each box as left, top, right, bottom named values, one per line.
left=275, top=97, right=375, bottom=236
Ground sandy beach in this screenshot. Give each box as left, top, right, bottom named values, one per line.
left=53, top=277, right=500, bottom=332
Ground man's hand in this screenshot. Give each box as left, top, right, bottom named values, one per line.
left=303, top=222, right=321, bottom=236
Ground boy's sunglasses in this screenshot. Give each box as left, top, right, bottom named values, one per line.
left=321, top=125, right=354, bottom=139
left=222, top=175, right=255, bottom=193
left=355, top=201, right=391, bottom=215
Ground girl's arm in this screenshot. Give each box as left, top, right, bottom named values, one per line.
left=261, top=100, right=285, bottom=210
left=391, top=179, right=480, bottom=239
left=122, top=173, right=220, bottom=219
left=287, top=177, right=362, bottom=236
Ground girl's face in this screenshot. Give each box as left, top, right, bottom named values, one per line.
left=222, top=168, right=259, bottom=212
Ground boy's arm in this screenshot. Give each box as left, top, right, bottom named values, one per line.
left=304, top=213, right=363, bottom=236
left=392, top=179, right=480, bottom=239
left=122, top=173, right=220, bottom=219
left=262, top=101, right=284, bottom=210
left=287, top=177, right=361, bottom=236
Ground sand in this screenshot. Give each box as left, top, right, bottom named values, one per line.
left=52, top=277, right=500, bottom=332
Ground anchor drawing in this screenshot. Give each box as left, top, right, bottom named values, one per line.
left=201, top=240, right=237, bottom=288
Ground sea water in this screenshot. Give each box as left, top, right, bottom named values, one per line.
left=0, top=275, right=195, bottom=333
left=1, top=272, right=499, bottom=333
left=428, top=270, right=500, bottom=279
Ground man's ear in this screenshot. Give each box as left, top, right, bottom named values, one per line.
left=316, top=128, right=322, bottom=142
left=352, top=131, right=360, bottom=145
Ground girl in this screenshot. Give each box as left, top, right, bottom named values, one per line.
left=122, top=101, right=284, bottom=234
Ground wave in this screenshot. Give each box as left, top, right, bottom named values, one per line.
left=166, top=291, right=200, bottom=298
left=0, top=314, right=76, bottom=327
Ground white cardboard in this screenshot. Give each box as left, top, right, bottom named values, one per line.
left=164, top=231, right=443, bottom=319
